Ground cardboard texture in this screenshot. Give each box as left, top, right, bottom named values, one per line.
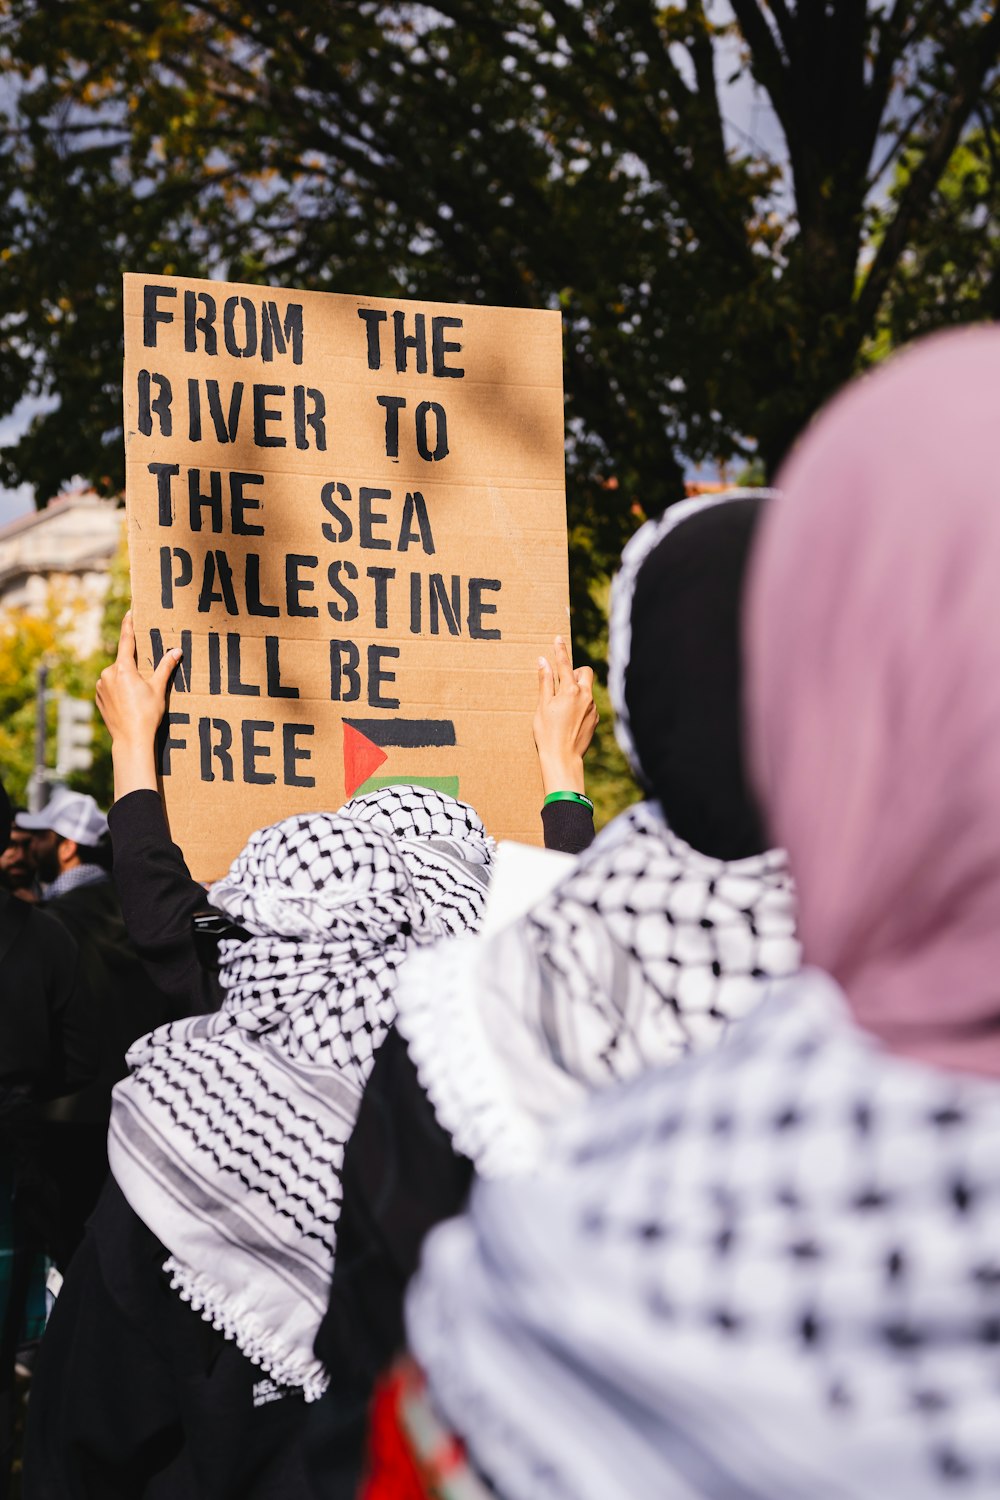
left=123, top=273, right=570, bottom=879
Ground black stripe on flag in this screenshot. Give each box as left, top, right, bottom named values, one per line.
left=343, top=718, right=457, bottom=749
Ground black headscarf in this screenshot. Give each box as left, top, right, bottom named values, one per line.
left=610, top=492, right=772, bottom=861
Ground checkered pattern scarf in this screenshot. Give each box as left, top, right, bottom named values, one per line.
left=396, top=798, right=798, bottom=1178
left=107, top=788, right=492, bottom=1400
left=409, top=971, right=1000, bottom=1499
left=43, top=864, right=109, bottom=901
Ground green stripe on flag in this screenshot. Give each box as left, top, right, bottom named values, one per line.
left=355, top=775, right=460, bottom=799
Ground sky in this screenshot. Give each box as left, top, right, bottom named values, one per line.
left=0, top=402, right=44, bottom=524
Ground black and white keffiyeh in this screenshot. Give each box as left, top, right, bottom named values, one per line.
left=409, top=970, right=1000, bottom=1500
left=107, top=788, right=493, bottom=1400
left=343, top=784, right=494, bottom=937
left=343, top=783, right=495, bottom=860
left=396, top=798, right=798, bottom=1178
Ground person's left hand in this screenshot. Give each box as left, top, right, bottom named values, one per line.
left=97, top=611, right=181, bottom=747
left=533, top=636, right=598, bottom=795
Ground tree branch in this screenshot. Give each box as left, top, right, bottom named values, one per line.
left=727, top=0, right=792, bottom=133
left=865, top=93, right=940, bottom=191
left=863, top=0, right=936, bottom=161
left=683, top=0, right=728, bottom=169
left=856, top=8, right=1000, bottom=331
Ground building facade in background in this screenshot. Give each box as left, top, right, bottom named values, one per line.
left=0, top=490, right=123, bottom=655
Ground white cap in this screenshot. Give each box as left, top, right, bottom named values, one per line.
left=16, top=787, right=109, bottom=847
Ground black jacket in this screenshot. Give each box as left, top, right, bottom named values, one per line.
left=107, top=791, right=221, bottom=1019
left=42, top=877, right=178, bottom=1124
left=0, top=892, right=100, bottom=1266
left=0, top=893, right=96, bottom=1107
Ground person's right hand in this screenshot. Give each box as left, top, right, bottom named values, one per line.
left=96, top=612, right=181, bottom=799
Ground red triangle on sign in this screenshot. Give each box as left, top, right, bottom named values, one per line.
left=343, top=722, right=388, bottom=797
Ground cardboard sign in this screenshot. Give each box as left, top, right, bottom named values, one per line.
left=123, top=274, right=569, bottom=879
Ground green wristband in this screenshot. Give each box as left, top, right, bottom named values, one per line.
left=543, top=790, right=594, bottom=812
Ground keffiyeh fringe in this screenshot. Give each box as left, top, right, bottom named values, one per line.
left=398, top=936, right=545, bottom=1178
left=165, top=1257, right=330, bottom=1401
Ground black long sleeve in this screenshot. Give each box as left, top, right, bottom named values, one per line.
left=0, top=898, right=99, bottom=1102
left=107, top=789, right=221, bottom=1017
left=541, top=798, right=595, bottom=854
left=39, top=911, right=101, bottom=1100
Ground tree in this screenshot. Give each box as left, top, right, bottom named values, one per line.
left=1, top=0, right=997, bottom=618
left=871, top=124, right=1000, bottom=352
left=0, top=585, right=117, bottom=807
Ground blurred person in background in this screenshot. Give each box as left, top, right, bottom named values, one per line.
left=0, top=778, right=95, bottom=1493
left=15, top=789, right=174, bottom=1266
left=368, top=328, right=1000, bottom=1500
left=0, top=824, right=37, bottom=903
left=17, top=789, right=112, bottom=903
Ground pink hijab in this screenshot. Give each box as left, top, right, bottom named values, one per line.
left=747, top=327, right=1000, bottom=1077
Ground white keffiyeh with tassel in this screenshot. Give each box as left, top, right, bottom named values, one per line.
left=107, top=788, right=493, bottom=1400
left=409, top=973, right=1000, bottom=1500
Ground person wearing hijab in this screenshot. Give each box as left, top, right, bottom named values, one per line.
left=376, top=328, right=1000, bottom=1500
left=300, top=634, right=598, bottom=1497
left=388, top=489, right=798, bottom=1178
left=304, top=488, right=798, bottom=1495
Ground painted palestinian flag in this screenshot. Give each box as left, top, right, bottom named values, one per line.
left=343, top=717, right=459, bottom=800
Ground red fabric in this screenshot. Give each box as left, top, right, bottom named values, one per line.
left=360, top=1369, right=429, bottom=1500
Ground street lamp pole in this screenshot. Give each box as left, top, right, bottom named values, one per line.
left=27, top=660, right=49, bottom=813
